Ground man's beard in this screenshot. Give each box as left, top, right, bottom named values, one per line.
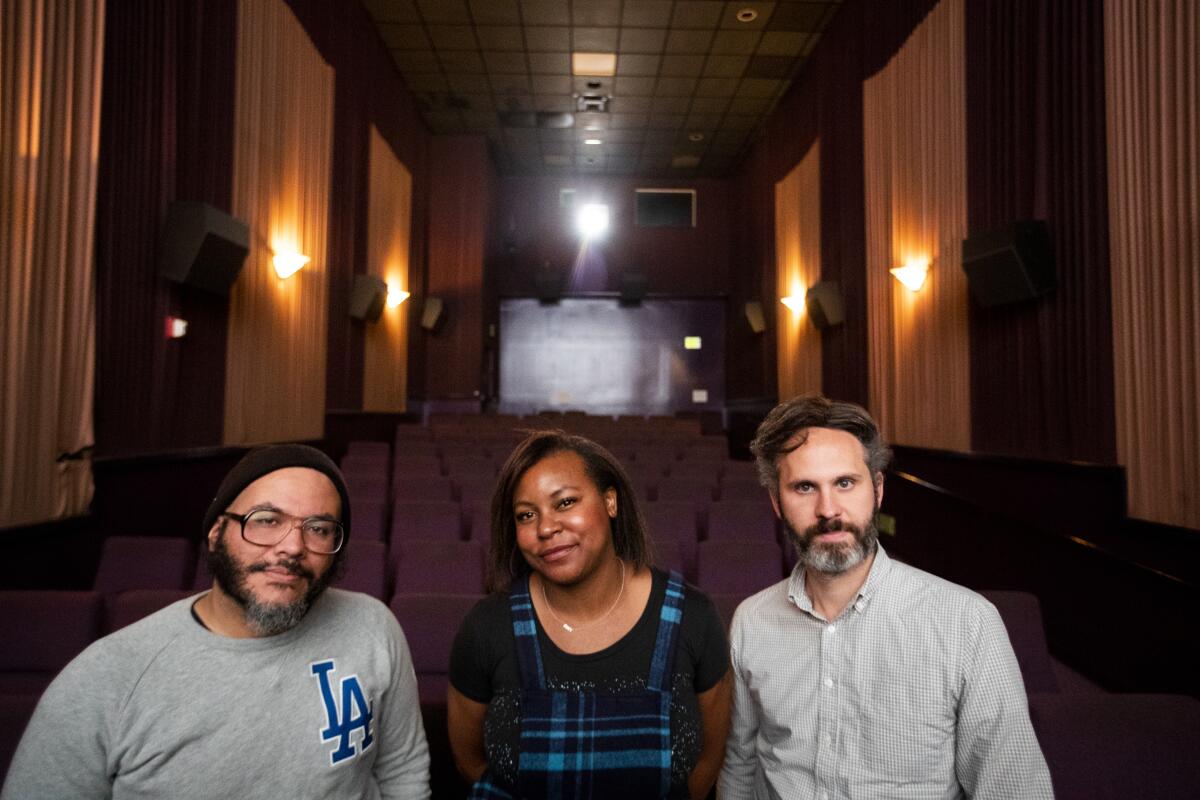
left=784, top=514, right=879, bottom=576
left=207, top=531, right=336, bottom=636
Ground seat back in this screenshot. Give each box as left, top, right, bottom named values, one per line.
left=0, top=591, right=103, bottom=693
left=706, top=501, right=778, bottom=542
left=390, top=501, right=463, bottom=545
left=93, top=536, right=194, bottom=593
left=695, top=541, right=783, bottom=595
left=392, top=541, right=485, bottom=595
left=979, top=590, right=1059, bottom=693
left=339, top=539, right=389, bottom=600
left=105, top=589, right=193, bottom=633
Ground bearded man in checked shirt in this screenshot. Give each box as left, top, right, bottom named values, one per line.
left=718, top=395, right=1053, bottom=800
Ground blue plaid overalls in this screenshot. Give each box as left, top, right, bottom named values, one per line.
left=469, top=570, right=687, bottom=799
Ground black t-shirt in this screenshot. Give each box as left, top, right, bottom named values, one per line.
left=449, top=568, right=729, bottom=798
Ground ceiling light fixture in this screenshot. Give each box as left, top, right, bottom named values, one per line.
left=584, top=138, right=602, bottom=145
left=688, top=132, right=705, bottom=142
left=572, top=52, right=617, bottom=77
left=736, top=8, right=759, bottom=23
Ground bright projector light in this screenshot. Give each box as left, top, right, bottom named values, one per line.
left=576, top=203, right=609, bottom=240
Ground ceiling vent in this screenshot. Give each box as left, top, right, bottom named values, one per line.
left=575, top=94, right=610, bottom=113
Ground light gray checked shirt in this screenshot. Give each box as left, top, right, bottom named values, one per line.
left=718, top=546, right=1053, bottom=800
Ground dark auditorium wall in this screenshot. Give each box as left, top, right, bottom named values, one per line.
left=731, top=0, right=1116, bottom=464
left=93, top=0, right=431, bottom=455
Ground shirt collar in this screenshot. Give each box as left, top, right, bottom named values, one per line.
left=787, top=543, right=893, bottom=616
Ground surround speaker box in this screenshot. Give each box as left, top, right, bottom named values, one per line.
left=534, top=268, right=564, bottom=303
left=349, top=274, right=387, bottom=322
left=744, top=301, right=766, bottom=334
left=159, top=201, right=249, bottom=295
left=805, top=281, right=844, bottom=329
left=962, top=220, right=1055, bottom=307
left=421, top=297, right=445, bottom=332
left=619, top=271, right=648, bottom=305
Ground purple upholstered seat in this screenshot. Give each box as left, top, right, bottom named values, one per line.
left=655, top=477, right=717, bottom=505
left=352, top=497, right=389, bottom=541
left=649, top=536, right=687, bottom=578
left=717, top=475, right=769, bottom=504
left=105, top=589, right=194, bottom=633
left=708, top=593, right=747, bottom=631
left=389, top=593, right=481, bottom=703
left=1030, top=693, right=1200, bottom=800
left=0, top=591, right=103, bottom=694
left=389, top=501, right=463, bottom=545
left=392, top=541, right=485, bottom=595
left=393, top=475, right=455, bottom=503
left=93, top=536, right=194, bottom=593
left=979, top=590, right=1059, bottom=694
left=345, top=441, right=390, bottom=460
left=706, top=501, right=778, bottom=542
left=667, top=460, right=724, bottom=481
left=441, top=454, right=497, bottom=478
left=392, top=454, right=443, bottom=479
left=695, top=541, right=783, bottom=596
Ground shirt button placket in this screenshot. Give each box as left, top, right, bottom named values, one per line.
left=814, top=622, right=840, bottom=796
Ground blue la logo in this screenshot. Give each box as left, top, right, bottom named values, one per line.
left=311, top=660, right=374, bottom=765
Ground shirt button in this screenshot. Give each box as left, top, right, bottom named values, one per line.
left=823, top=677, right=834, bottom=689
left=819, top=792, right=829, bottom=800
left=825, top=624, right=836, bottom=635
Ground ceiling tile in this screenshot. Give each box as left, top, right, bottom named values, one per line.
left=744, top=55, right=794, bottom=79
left=497, top=96, right=534, bottom=114
left=440, top=51, right=486, bottom=72
left=647, top=114, right=685, bottom=129
left=461, top=110, right=498, bottom=130
left=427, top=25, right=478, bottom=50
left=392, top=49, right=441, bottom=72
left=660, top=54, right=705, bottom=77
left=605, top=142, right=641, bottom=156
left=490, top=73, right=532, bottom=94
left=528, top=51, right=570, bottom=73
left=719, top=1, right=776, bottom=29
left=612, top=95, right=653, bottom=112
left=768, top=2, right=831, bottom=32
left=461, top=92, right=495, bottom=110
left=689, top=95, right=731, bottom=114
left=469, top=0, right=519, bottom=24
left=520, top=0, right=569, bottom=25
left=714, top=128, right=750, bottom=146
left=534, top=94, right=573, bottom=111
left=670, top=1, right=723, bottom=29
left=721, top=115, right=759, bottom=130
left=737, top=77, right=785, bottom=97
left=530, top=74, right=571, bottom=94
left=608, top=155, right=640, bottom=172
left=601, top=128, right=645, bottom=143
left=363, top=0, right=420, bottom=23
left=695, top=77, right=740, bottom=96
left=726, top=94, right=772, bottom=114
left=652, top=96, right=691, bottom=114
left=685, top=113, right=723, bottom=129
left=664, top=29, right=714, bottom=53
left=538, top=128, right=575, bottom=141
left=417, top=0, right=470, bottom=24
left=404, top=73, right=449, bottom=92
left=524, top=26, right=570, bottom=51
left=703, top=54, right=750, bottom=78
left=756, top=30, right=808, bottom=56
left=483, top=51, right=528, bottom=72
left=617, top=53, right=660, bottom=76
left=377, top=23, right=429, bottom=49
left=654, top=76, right=697, bottom=96
left=609, top=113, right=648, bottom=129
left=424, top=110, right=464, bottom=130
left=572, top=0, right=621, bottom=27
left=476, top=26, right=524, bottom=51
left=572, top=27, right=619, bottom=51
left=504, top=128, right=539, bottom=144
left=642, top=131, right=676, bottom=146
left=711, top=30, right=761, bottom=54
left=619, top=28, right=667, bottom=54
left=622, top=0, right=673, bottom=27
left=614, top=76, right=656, bottom=96
left=575, top=111, right=609, bottom=130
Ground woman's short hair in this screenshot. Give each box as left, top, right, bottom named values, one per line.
left=750, top=394, right=893, bottom=496
left=487, top=429, right=651, bottom=592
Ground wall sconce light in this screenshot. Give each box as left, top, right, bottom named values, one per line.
left=890, top=257, right=929, bottom=292
left=780, top=295, right=805, bottom=314
left=387, top=284, right=410, bottom=308
left=273, top=251, right=309, bottom=279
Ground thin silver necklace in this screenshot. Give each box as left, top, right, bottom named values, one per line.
left=539, top=561, right=626, bottom=633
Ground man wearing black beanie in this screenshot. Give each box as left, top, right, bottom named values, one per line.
left=3, top=444, right=432, bottom=800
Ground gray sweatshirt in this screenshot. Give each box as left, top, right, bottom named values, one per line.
left=2, top=589, right=431, bottom=799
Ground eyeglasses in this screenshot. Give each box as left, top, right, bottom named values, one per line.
left=219, top=509, right=345, bottom=554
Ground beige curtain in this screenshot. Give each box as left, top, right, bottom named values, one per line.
left=224, top=0, right=334, bottom=445
left=1105, top=0, right=1199, bottom=528
left=863, top=0, right=969, bottom=451
left=363, top=126, right=412, bottom=413
left=0, top=0, right=103, bottom=527
left=774, top=141, right=822, bottom=400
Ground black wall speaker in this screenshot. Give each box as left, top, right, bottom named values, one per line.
left=159, top=201, right=250, bottom=295
left=962, top=220, right=1055, bottom=307
left=421, top=297, right=446, bottom=332
left=349, top=274, right=387, bottom=322
left=805, top=281, right=844, bottom=329
left=619, top=270, right=648, bottom=305
left=535, top=267, right=564, bottom=303
left=744, top=301, right=766, bottom=334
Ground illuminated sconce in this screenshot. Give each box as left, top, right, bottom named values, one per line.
left=273, top=251, right=309, bottom=279
left=890, top=257, right=930, bottom=292
left=780, top=295, right=805, bottom=314
left=576, top=203, right=609, bottom=240
left=387, top=284, right=410, bottom=308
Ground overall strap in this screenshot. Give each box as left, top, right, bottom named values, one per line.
left=508, top=575, right=546, bottom=691
left=647, top=570, right=686, bottom=692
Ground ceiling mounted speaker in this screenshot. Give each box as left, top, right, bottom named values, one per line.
left=159, top=201, right=249, bottom=295
left=349, top=274, right=386, bottom=322
left=744, top=301, right=766, bottom=334
left=421, top=296, right=446, bottom=332
left=534, top=267, right=564, bottom=303
left=805, top=282, right=844, bottom=329
left=962, top=220, right=1055, bottom=307
left=619, top=270, right=648, bottom=305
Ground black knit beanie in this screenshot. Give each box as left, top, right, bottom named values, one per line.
left=201, top=444, right=352, bottom=540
